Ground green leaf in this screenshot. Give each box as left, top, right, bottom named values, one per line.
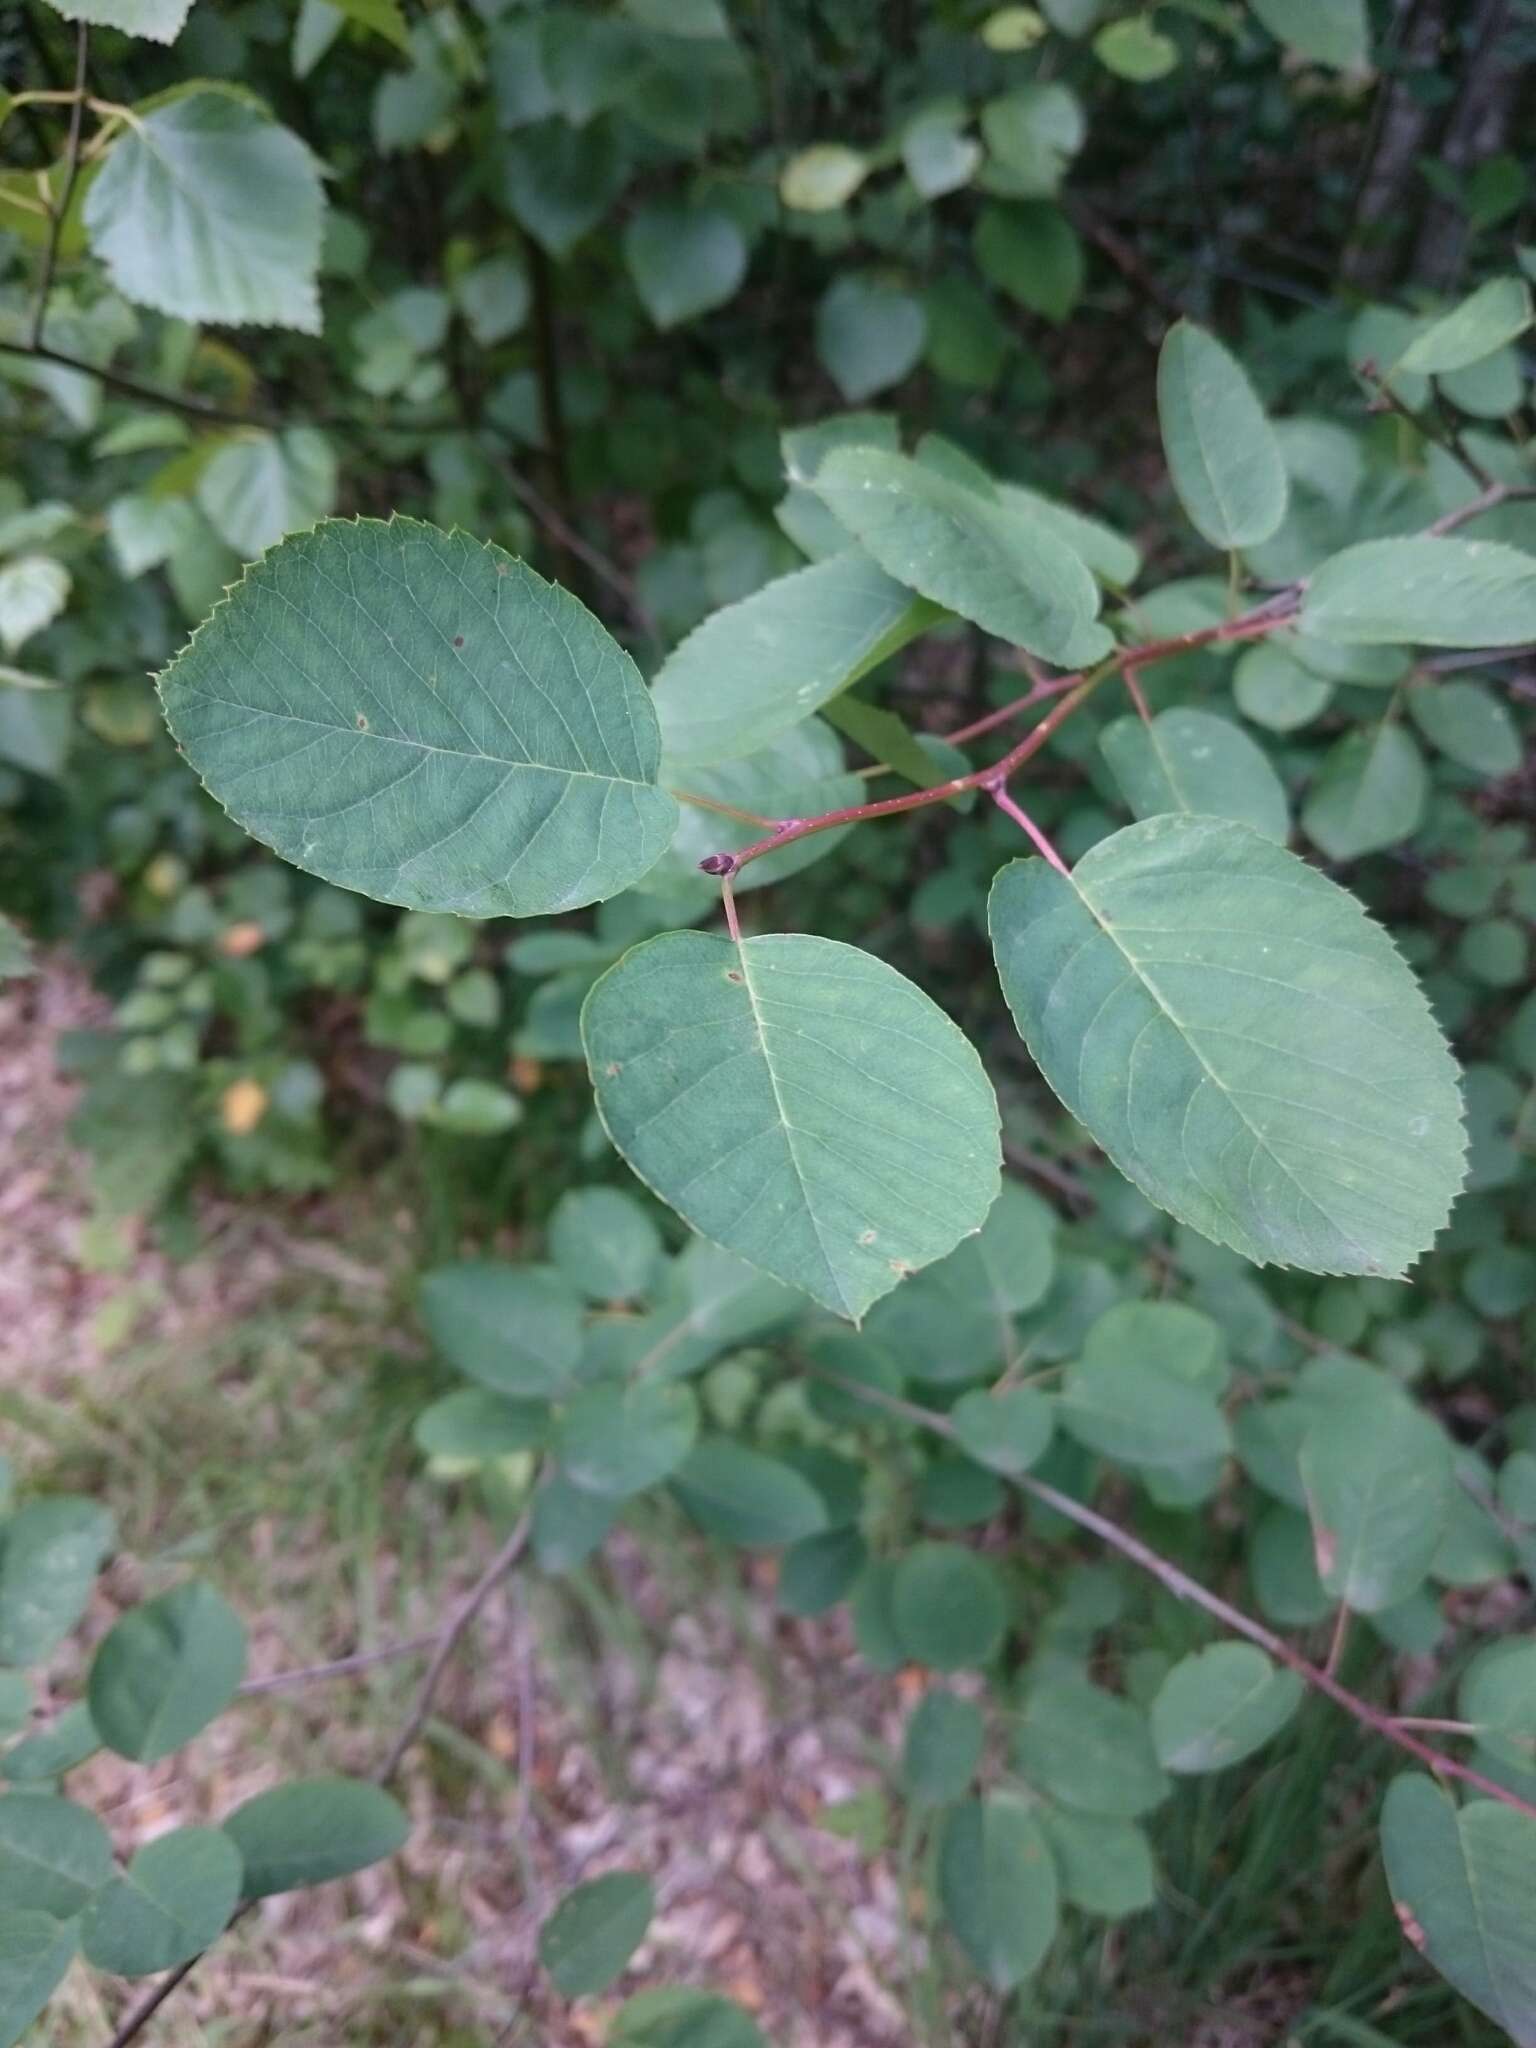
left=1157, top=321, right=1288, bottom=549
left=1, top=1701, right=98, bottom=1785
left=951, top=1387, right=1055, bottom=1475
left=222, top=1777, right=408, bottom=1897
left=0, top=556, right=69, bottom=656
left=997, top=482, right=1140, bottom=587
left=892, top=1543, right=1008, bottom=1671
left=1300, top=1395, right=1452, bottom=1613
left=1233, top=642, right=1333, bottom=732
left=420, top=1262, right=582, bottom=1397
left=158, top=518, right=677, bottom=918
left=88, top=1581, right=246, bottom=1763
left=779, top=1526, right=865, bottom=1615
left=902, top=1689, right=984, bottom=1804
left=1094, top=17, right=1178, bottom=78
left=82, top=1826, right=242, bottom=1976
left=864, top=1181, right=1056, bottom=1383
left=1150, top=1644, right=1302, bottom=1773
left=612, top=1989, right=767, bottom=2048
left=1100, top=707, right=1289, bottom=843
left=549, top=1188, right=662, bottom=1302
left=938, top=1793, right=1059, bottom=1990
left=43, top=0, right=191, bottom=40
left=989, top=816, right=1465, bottom=1276
left=84, top=90, right=324, bottom=332
left=532, top=1470, right=618, bottom=1573
left=1381, top=1775, right=1536, bottom=2045
left=454, top=254, right=529, bottom=347
left=815, top=276, right=926, bottom=403
left=539, top=1871, right=654, bottom=1997
left=818, top=693, right=958, bottom=799
left=583, top=931, right=1001, bottom=1321
left=811, top=448, right=1111, bottom=667
left=414, top=1388, right=548, bottom=1460
left=973, top=201, right=1084, bottom=322
left=556, top=1382, right=699, bottom=1498
left=1013, top=1672, right=1169, bottom=1818
left=195, top=428, right=336, bottom=560
left=1303, top=538, right=1536, bottom=648
left=1039, top=1809, right=1156, bottom=1919
left=673, top=1439, right=829, bottom=1546
left=0, top=1911, right=78, bottom=2048
left=624, top=204, right=747, bottom=329
left=0, top=1498, right=114, bottom=1668
left=0, top=1793, right=112, bottom=1918
left=1396, top=277, right=1533, bottom=375
left=1247, top=0, right=1369, bottom=68
left=1060, top=1303, right=1231, bottom=1470
left=1407, top=681, right=1522, bottom=778
left=499, top=119, right=626, bottom=256
left=585, top=1239, right=799, bottom=1383
left=1460, top=1641, right=1536, bottom=1770
left=1302, top=724, right=1427, bottom=862
left=979, top=83, right=1083, bottom=195
left=902, top=106, right=981, bottom=199
left=651, top=551, right=938, bottom=768
left=779, top=143, right=869, bottom=212
left=657, top=721, right=863, bottom=893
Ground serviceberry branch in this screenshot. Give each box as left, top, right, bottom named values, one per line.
left=806, top=1362, right=1536, bottom=1827
left=695, top=591, right=1304, bottom=880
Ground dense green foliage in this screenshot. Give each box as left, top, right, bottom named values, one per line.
left=3, top=0, right=1536, bottom=2043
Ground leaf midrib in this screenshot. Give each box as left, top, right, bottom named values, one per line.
left=1072, top=874, right=1367, bottom=1264
left=183, top=689, right=656, bottom=791
left=736, top=938, right=849, bottom=1316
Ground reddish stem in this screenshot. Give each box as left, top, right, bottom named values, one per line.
left=698, top=592, right=1302, bottom=879
left=1123, top=663, right=1153, bottom=725
left=990, top=785, right=1069, bottom=872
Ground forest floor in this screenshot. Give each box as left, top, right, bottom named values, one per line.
left=2, top=963, right=1419, bottom=2048
left=1, top=961, right=931, bottom=2048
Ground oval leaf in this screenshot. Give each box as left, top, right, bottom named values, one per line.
left=419, top=1261, right=582, bottom=1396
left=1302, top=537, right=1536, bottom=648
left=0, top=1911, right=78, bottom=2048
left=1382, top=1774, right=1536, bottom=2046
left=0, top=1497, right=114, bottom=1668
left=989, top=816, right=1465, bottom=1276
left=651, top=551, right=938, bottom=769
left=82, top=1826, right=243, bottom=1977
left=158, top=517, right=678, bottom=917
left=1100, top=706, right=1289, bottom=843
left=538, top=1871, right=654, bottom=1997
left=89, top=1581, right=246, bottom=1763
left=672, top=1439, right=829, bottom=1547
left=938, top=1793, right=1059, bottom=1991
left=811, top=448, right=1111, bottom=667
left=1150, top=1643, right=1303, bottom=1773
left=1157, top=321, right=1288, bottom=549
left=583, top=931, right=1002, bottom=1321
left=892, top=1542, right=1009, bottom=1671
left=222, top=1777, right=408, bottom=1897
left=0, top=1793, right=113, bottom=1919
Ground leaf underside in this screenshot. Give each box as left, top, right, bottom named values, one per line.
left=989, top=815, right=1465, bottom=1276
left=583, top=930, right=1002, bottom=1320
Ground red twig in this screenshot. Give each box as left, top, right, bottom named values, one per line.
left=989, top=785, right=1069, bottom=872
left=698, top=592, right=1302, bottom=878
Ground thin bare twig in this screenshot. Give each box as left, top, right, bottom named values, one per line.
left=374, top=1504, right=535, bottom=1786
left=805, top=1362, right=1536, bottom=1825
left=236, top=1632, right=439, bottom=1696
left=27, top=21, right=88, bottom=350
left=1428, top=479, right=1536, bottom=537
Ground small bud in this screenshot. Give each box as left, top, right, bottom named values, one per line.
left=698, top=853, right=737, bottom=876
